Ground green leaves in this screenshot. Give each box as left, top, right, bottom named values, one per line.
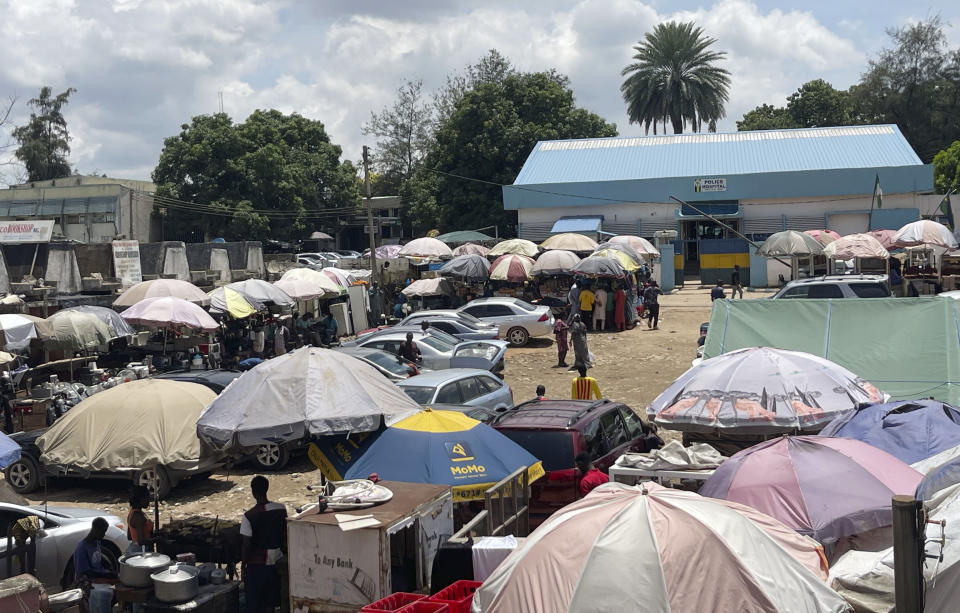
left=934, top=141, right=960, bottom=194
left=13, top=86, right=76, bottom=182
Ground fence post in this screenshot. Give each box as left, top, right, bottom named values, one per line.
left=892, top=494, right=924, bottom=613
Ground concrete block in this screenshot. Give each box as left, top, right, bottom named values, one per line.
left=44, top=244, right=83, bottom=294
left=0, top=248, right=10, bottom=295
left=161, top=243, right=189, bottom=280
left=210, top=247, right=231, bottom=282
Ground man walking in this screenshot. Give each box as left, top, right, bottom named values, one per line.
left=570, top=314, right=589, bottom=370
left=643, top=281, right=663, bottom=330
left=553, top=318, right=569, bottom=368
left=571, top=365, right=602, bottom=400
left=579, top=285, right=595, bottom=331
left=731, top=265, right=744, bottom=299
left=241, top=476, right=287, bottom=613
left=592, top=286, right=607, bottom=331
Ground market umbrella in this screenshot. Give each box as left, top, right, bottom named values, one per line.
left=272, top=278, right=327, bottom=301
left=489, top=254, right=534, bottom=282
left=488, top=238, right=539, bottom=258
left=701, top=436, right=922, bottom=543
left=46, top=309, right=115, bottom=351
left=531, top=250, right=581, bottom=276
left=867, top=229, right=898, bottom=250
left=196, top=347, right=421, bottom=449
left=398, top=237, right=454, bottom=258
left=225, top=279, right=296, bottom=307
left=345, top=409, right=544, bottom=501
left=113, top=278, right=211, bottom=307
left=120, top=296, right=219, bottom=331
left=452, top=242, right=491, bottom=257
left=594, top=240, right=645, bottom=264
left=208, top=286, right=263, bottom=319
left=0, top=314, right=55, bottom=351
left=591, top=247, right=641, bottom=271
left=646, top=347, right=885, bottom=433
left=322, top=267, right=357, bottom=288
left=401, top=278, right=454, bottom=298
left=37, top=380, right=216, bottom=471
left=822, top=233, right=890, bottom=261
left=438, top=254, right=490, bottom=281
left=59, top=305, right=136, bottom=337
left=893, top=219, right=958, bottom=249
left=309, top=231, right=333, bottom=240
left=570, top=255, right=626, bottom=278
left=609, top=234, right=660, bottom=256
left=280, top=267, right=343, bottom=294
left=757, top=230, right=825, bottom=256
left=436, top=230, right=494, bottom=244
left=805, top=229, right=842, bottom=245
left=473, top=481, right=847, bottom=613
left=819, top=399, right=960, bottom=465
left=362, top=244, right=404, bottom=259
left=540, top=233, right=598, bottom=252
left=0, top=431, right=21, bottom=469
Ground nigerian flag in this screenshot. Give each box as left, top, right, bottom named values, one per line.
left=873, top=174, right=883, bottom=209
left=939, top=192, right=955, bottom=231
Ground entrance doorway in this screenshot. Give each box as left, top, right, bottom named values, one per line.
left=681, top=218, right=741, bottom=278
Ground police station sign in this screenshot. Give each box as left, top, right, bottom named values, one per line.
left=0, top=220, right=54, bottom=243
left=694, top=177, right=727, bottom=192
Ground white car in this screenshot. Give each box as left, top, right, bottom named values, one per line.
left=458, top=297, right=554, bottom=346
left=0, top=501, right=129, bottom=590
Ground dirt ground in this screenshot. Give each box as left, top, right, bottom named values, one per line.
left=15, top=285, right=772, bottom=525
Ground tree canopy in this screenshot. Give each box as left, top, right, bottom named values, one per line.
left=737, top=79, right=854, bottom=131
left=621, top=21, right=731, bottom=134
left=934, top=140, right=960, bottom=195
left=362, top=79, right=433, bottom=195
left=13, top=86, right=76, bottom=182
left=152, top=110, right=359, bottom=241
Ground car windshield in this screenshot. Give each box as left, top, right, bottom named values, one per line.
left=400, top=386, right=436, bottom=404
left=510, top=298, right=536, bottom=311
left=498, top=429, right=574, bottom=471
left=420, top=334, right=456, bottom=353
left=362, top=352, right=409, bottom=376
left=455, top=344, right=499, bottom=360
left=455, top=311, right=485, bottom=325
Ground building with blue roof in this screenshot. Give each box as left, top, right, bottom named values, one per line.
left=503, top=125, right=938, bottom=285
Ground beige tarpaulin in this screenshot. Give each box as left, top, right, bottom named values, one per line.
left=37, top=379, right=216, bottom=471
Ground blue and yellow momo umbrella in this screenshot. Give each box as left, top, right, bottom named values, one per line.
left=345, top=408, right=544, bottom=501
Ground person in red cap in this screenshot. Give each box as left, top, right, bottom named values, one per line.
left=575, top=452, right=608, bottom=497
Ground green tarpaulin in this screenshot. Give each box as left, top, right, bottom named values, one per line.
left=703, top=297, right=960, bottom=405
left=436, top=230, right=494, bottom=244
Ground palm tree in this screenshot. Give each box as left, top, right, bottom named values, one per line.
left=621, top=22, right=731, bottom=134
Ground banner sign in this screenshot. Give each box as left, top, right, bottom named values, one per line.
left=694, top=178, right=727, bottom=193
left=112, top=240, right=143, bottom=287
left=0, top=220, right=54, bottom=243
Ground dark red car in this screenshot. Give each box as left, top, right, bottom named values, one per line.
left=493, top=399, right=661, bottom=526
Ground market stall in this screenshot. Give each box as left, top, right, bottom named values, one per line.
left=287, top=481, right=453, bottom=611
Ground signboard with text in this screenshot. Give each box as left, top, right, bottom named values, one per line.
left=0, top=220, right=54, bottom=243
left=694, top=178, right=727, bottom=192
left=112, top=240, right=143, bottom=287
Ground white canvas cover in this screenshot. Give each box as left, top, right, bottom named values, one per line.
left=0, top=314, right=54, bottom=351
left=37, top=380, right=216, bottom=471
left=196, top=347, right=421, bottom=449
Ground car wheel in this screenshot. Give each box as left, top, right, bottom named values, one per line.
left=5, top=456, right=42, bottom=494
left=136, top=465, right=171, bottom=499
left=254, top=443, right=290, bottom=471
left=62, top=542, right=120, bottom=590
left=506, top=326, right=529, bottom=347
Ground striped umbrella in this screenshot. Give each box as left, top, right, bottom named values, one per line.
left=489, top=254, right=534, bottom=282
left=474, top=481, right=848, bottom=613
left=823, top=233, right=890, bottom=260
left=113, top=278, right=211, bottom=307
left=452, top=242, right=490, bottom=257
left=892, top=219, right=958, bottom=249
left=591, top=248, right=641, bottom=271
left=208, top=287, right=263, bottom=318
left=540, top=233, right=598, bottom=252
left=531, top=250, right=580, bottom=276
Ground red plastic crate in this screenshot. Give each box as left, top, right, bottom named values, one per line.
left=361, top=592, right=426, bottom=612
left=397, top=603, right=449, bottom=613
left=427, top=580, right=482, bottom=613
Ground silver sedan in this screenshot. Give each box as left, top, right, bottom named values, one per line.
left=458, top=297, right=554, bottom=346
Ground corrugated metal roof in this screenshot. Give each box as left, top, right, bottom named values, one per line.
left=513, top=125, right=923, bottom=185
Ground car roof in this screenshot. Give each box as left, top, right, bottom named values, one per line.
left=782, top=275, right=887, bottom=287
left=404, top=310, right=462, bottom=318
left=154, top=369, right=242, bottom=386
left=464, top=297, right=525, bottom=305
left=397, top=368, right=498, bottom=386
left=335, top=346, right=397, bottom=359
left=493, top=398, right=618, bottom=429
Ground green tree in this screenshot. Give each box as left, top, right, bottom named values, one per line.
left=12, top=86, right=76, bottom=182
left=736, top=104, right=798, bottom=131
left=934, top=140, right=960, bottom=194
left=738, top=80, right=855, bottom=131
left=424, top=70, right=617, bottom=234
left=621, top=21, right=731, bottom=134
left=152, top=110, right=359, bottom=241
left=433, top=49, right=514, bottom=128
left=362, top=79, right=433, bottom=194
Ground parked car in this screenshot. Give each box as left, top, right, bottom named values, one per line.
left=400, top=310, right=499, bottom=332
left=154, top=368, right=242, bottom=392
left=492, top=399, right=659, bottom=526
left=458, top=297, right=554, bottom=346
left=397, top=369, right=514, bottom=411
left=0, top=501, right=129, bottom=590
left=336, top=250, right=363, bottom=259
left=343, top=329, right=508, bottom=373
left=770, top=275, right=891, bottom=299
left=3, top=429, right=220, bottom=499
left=403, top=316, right=500, bottom=341
left=334, top=346, right=425, bottom=381
left=298, top=253, right=335, bottom=269
left=422, top=403, right=499, bottom=423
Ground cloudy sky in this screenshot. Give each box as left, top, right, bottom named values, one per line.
left=1, top=0, right=958, bottom=186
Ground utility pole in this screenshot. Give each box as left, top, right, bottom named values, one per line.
left=363, top=146, right=378, bottom=284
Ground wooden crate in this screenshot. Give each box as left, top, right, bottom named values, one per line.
left=13, top=400, right=50, bottom=432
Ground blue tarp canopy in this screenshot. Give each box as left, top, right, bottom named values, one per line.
left=551, top=216, right=603, bottom=233
left=0, top=432, right=21, bottom=469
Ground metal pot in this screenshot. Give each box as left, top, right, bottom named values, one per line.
left=151, top=563, right=200, bottom=603
left=118, top=552, right=172, bottom=588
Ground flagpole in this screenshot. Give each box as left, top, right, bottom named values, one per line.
left=866, top=174, right=878, bottom=233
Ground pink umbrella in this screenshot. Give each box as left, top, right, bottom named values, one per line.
left=609, top=235, right=660, bottom=256
left=113, top=279, right=211, bottom=307
left=120, top=296, right=219, bottom=331
left=452, top=242, right=490, bottom=257
left=489, top=254, right=533, bottom=282
left=804, top=229, right=841, bottom=245
left=701, top=436, right=922, bottom=543
left=893, top=219, right=958, bottom=249
left=273, top=279, right=326, bottom=300
left=823, top=233, right=890, bottom=260
left=867, top=229, right=897, bottom=250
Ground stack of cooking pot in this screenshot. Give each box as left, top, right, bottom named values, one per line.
left=118, top=552, right=201, bottom=603
left=118, top=552, right=171, bottom=587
